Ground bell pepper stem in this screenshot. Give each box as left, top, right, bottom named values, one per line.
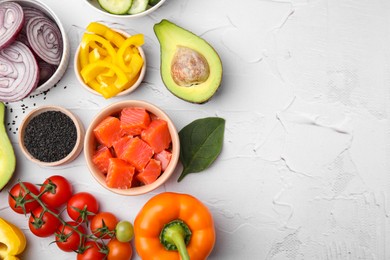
left=160, top=220, right=192, bottom=260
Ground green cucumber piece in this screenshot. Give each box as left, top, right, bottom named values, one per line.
left=148, top=0, right=160, bottom=6
left=98, top=0, right=133, bottom=15
left=128, top=0, right=148, bottom=14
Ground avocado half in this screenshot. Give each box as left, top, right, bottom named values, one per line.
left=0, top=102, right=16, bottom=190
left=154, top=19, right=223, bottom=104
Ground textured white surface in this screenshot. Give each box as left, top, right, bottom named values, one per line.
left=1, top=0, right=390, bottom=259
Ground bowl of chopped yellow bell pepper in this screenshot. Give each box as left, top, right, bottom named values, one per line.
left=74, top=22, right=146, bottom=99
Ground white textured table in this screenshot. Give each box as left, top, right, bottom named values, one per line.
left=1, top=0, right=390, bottom=259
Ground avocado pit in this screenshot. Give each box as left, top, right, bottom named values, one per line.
left=171, top=46, right=210, bottom=87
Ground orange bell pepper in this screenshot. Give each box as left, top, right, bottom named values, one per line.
left=134, top=192, right=215, bottom=260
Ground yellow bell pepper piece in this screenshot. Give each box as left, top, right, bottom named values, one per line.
left=117, top=34, right=144, bottom=73
left=86, top=22, right=125, bottom=48
left=127, top=52, right=144, bottom=80
left=79, top=34, right=117, bottom=69
left=81, top=60, right=130, bottom=98
left=89, top=41, right=109, bottom=56
left=88, top=48, right=102, bottom=63
left=0, top=218, right=26, bottom=260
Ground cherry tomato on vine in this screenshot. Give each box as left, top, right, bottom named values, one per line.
left=77, top=241, right=107, bottom=260
left=55, top=221, right=86, bottom=252
left=29, top=207, right=61, bottom=237
left=40, top=175, right=73, bottom=208
left=8, top=182, right=40, bottom=214
left=107, top=238, right=133, bottom=260
left=115, top=220, right=134, bottom=242
left=90, top=212, right=118, bottom=239
left=67, top=192, right=99, bottom=223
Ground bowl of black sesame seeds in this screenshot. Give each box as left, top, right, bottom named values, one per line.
left=18, top=105, right=84, bottom=166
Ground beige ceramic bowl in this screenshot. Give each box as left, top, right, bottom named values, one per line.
left=3, top=0, right=70, bottom=94
left=84, top=100, right=180, bottom=196
left=19, top=106, right=84, bottom=167
left=74, top=28, right=146, bottom=98
left=85, top=0, right=167, bottom=19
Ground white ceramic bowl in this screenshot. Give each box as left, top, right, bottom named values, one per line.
left=74, top=28, right=146, bottom=98
left=19, top=105, right=84, bottom=167
left=84, top=0, right=167, bottom=18
left=3, top=0, right=70, bottom=94
left=84, top=100, right=180, bottom=196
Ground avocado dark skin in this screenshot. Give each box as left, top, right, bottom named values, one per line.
left=0, top=102, right=16, bottom=190
left=154, top=19, right=223, bottom=104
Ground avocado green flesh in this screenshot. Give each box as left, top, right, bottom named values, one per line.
left=0, top=102, right=16, bottom=190
left=154, top=19, right=223, bottom=103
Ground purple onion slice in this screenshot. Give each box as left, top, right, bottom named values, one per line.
left=20, top=6, right=45, bottom=34
left=38, top=60, right=57, bottom=85
left=23, top=6, right=45, bottom=23
left=27, top=16, right=63, bottom=65
left=0, top=41, right=39, bottom=102
left=0, top=2, right=24, bottom=49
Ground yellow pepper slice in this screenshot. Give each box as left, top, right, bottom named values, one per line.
left=79, top=34, right=117, bottom=69
left=89, top=41, right=109, bottom=56
left=127, top=52, right=144, bottom=79
left=117, top=34, right=144, bottom=73
left=0, top=218, right=26, bottom=260
left=86, top=22, right=126, bottom=48
left=81, top=60, right=130, bottom=98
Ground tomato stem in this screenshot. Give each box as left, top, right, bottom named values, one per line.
left=18, top=180, right=92, bottom=253
left=159, top=219, right=191, bottom=260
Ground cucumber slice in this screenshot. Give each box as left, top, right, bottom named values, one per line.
left=128, top=0, right=148, bottom=14
left=98, top=0, right=133, bottom=15
left=148, top=0, right=160, bottom=6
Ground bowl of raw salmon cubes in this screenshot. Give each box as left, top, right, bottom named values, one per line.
left=84, top=100, right=180, bottom=195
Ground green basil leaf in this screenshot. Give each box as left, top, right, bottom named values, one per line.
left=178, top=117, right=225, bottom=182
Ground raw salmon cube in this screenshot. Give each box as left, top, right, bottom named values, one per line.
left=117, top=136, right=154, bottom=171
left=106, top=158, right=135, bottom=189
left=141, top=119, right=171, bottom=153
left=120, top=107, right=151, bottom=136
left=137, top=159, right=162, bottom=185
left=153, top=149, right=172, bottom=172
left=112, top=135, right=132, bottom=158
left=92, top=146, right=113, bottom=174
left=93, top=116, right=122, bottom=147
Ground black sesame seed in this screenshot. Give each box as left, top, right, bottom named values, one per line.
left=24, top=111, right=77, bottom=163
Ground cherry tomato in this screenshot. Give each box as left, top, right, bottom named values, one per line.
left=67, top=192, right=99, bottom=223
left=107, top=238, right=132, bottom=260
left=8, top=182, right=40, bottom=214
left=40, top=175, right=73, bottom=208
left=77, top=241, right=107, bottom=260
left=90, top=212, right=118, bottom=239
left=115, top=220, right=134, bottom=242
left=55, top=221, right=86, bottom=252
left=29, top=207, right=61, bottom=237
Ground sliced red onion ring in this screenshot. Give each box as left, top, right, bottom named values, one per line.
left=0, top=41, right=39, bottom=102
left=27, top=16, right=63, bottom=65
left=38, top=60, right=57, bottom=85
left=0, top=2, right=24, bottom=49
left=23, top=6, right=45, bottom=23
left=16, top=31, right=30, bottom=47
left=20, top=6, right=45, bottom=34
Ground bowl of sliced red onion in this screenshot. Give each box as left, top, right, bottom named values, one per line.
left=0, top=0, right=70, bottom=102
